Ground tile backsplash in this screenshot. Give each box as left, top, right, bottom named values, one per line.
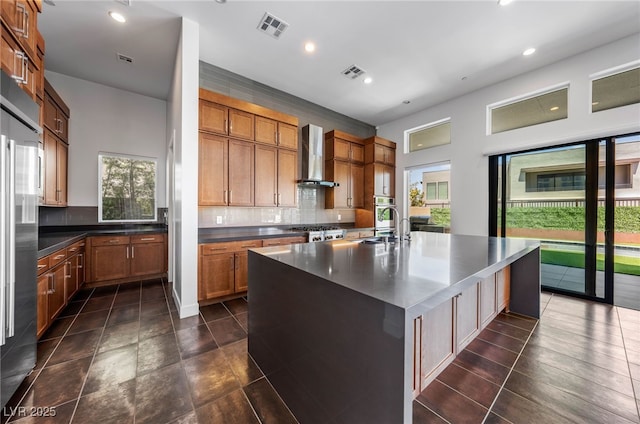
left=39, top=206, right=168, bottom=227
left=199, top=187, right=355, bottom=227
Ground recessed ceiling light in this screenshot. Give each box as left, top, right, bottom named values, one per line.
left=109, top=11, right=126, bottom=23
left=304, top=42, right=315, bottom=53
left=363, top=77, right=373, bottom=84
left=498, top=0, right=513, bottom=5
left=215, top=0, right=226, bottom=3
left=522, top=47, right=536, bottom=56
left=549, top=106, right=559, bottom=111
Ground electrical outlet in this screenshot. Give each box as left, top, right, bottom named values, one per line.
left=216, top=216, right=222, bottom=224
left=337, top=213, right=342, bottom=221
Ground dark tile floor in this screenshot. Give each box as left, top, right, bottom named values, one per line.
left=2, top=278, right=295, bottom=424
left=414, top=291, right=640, bottom=424
left=3, top=282, right=639, bottom=423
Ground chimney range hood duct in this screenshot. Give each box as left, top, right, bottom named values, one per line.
left=298, top=124, right=339, bottom=187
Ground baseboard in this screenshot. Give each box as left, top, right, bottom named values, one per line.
left=171, top=284, right=200, bottom=319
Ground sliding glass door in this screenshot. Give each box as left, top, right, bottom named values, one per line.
left=490, top=133, right=640, bottom=309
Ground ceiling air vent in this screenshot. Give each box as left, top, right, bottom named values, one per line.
left=117, top=53, right=134, bottom=64
left=342, top=65, right=366, bottom=80
left=257, top=12, right=288, bottom=39
left=115, top=0, right=132, bottom=6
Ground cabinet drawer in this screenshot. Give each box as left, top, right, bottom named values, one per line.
left=66, top=240, right=85, bottom=255
left=90, top=235, right=130, bottom=246
left=37, top=257, right=49, bottom=275
left=131, top=234, right=165, bottom=244
left=262, top=236, right=306, bottom=247
left=47, top=249, right=66, bottom=267
left=201, top=239, right=262, bottom=255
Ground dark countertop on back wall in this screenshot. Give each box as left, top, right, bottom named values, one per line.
left=38, top=224, right=168, bottom=258
left=197, top=223, right=358, bottom=244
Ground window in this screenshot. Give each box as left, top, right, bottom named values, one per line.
left=98, top=153, right=157, bottom=222
left=531, top=171, right=586, bottom=192
left=489, top=86, right=568, bottom=134
left=438, top=182, right=448, bottom=200
left=426, top=182, right=437, bottom=200
left=592, top=66, right=640, bottom=113
left=407, top=119, right=451, bottom=152
left=598, top=164, right=632, bottom=189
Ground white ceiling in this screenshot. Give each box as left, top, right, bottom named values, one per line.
left=38, top=1, right=640, bottom=126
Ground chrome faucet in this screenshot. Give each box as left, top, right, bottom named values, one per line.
left=381, top=206, right=410, bottom=242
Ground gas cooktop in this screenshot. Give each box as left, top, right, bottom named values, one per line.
left=289, top=225, right=341, bottom=232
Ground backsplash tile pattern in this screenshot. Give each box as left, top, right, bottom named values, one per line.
left=39, top=207, right=168, bottom=227
left=199, top=187, right=354, bottom=228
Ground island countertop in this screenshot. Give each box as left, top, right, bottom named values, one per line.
left=253, top=231, right=539, bottom=310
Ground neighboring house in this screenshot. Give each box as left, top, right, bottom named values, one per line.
left=421, top=170, right=451, bottom=207
left=507, top=139, right=640, bottom=203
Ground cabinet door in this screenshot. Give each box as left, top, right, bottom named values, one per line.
left=43, top=94, right=59, bottom=134
left=65, top=256, right=79, bottom=303
left=234, top=251, right=249, bottom=292
left=198, top=252, right=235, bottom=301
left=350, top=143, right=365, bottom=163
left=43, top=129, right=58, bottom=205
left=48, top=264, right=66, bottom=321
left=57, top=112, right=69, bottom=143
left=480, top=275, right=497, bottom=328
left=77, top=252, right=85, bottom=289
left=199, top=100, right=228, bottom=135
left=90, top=245, right=129, bottom=282
left=351, top=162, right=364, bottom=209
left=1, top=25, right=19, bottom=80
left=497, top=266, right=510, bottom=312
left=420, top=298, right=455, bottom=389
left=228, top=139, right=254, bottom=206
left=255, top=116, right=277, bottom=146
left=228, top=108, right=254, bottom=140
left=456, top=283, right=480, bottom=352
left=254, top=144, right=278, bottom=207
left=373, top=163, right=394, bottom=197
left=277, top=148, right=297, bottom=207
left=332, top=139, right=351, bottom=161
left=326, top=160, right=350, bottom=209
left=37, top=273, right=49, bottom=338
left=130, top=242, right=165, bottom=277
left=1, top=0, right=17, bottom=30
left=198, top=133, right=228, bottom=205
left=15, top=0, right=36, bottom=59
left=277, top=122, right=298, bottom=150
left=56, top=140, right=68, bottom=205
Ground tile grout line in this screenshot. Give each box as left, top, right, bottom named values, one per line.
left=481, top=315, right=540, bottom=424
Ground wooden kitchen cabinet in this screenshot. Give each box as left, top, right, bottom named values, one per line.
left=456, top=283, right=480, bottom=352
left=36, top=273, right=48, bottom=338
left=199, top=99, right=255, bottom=141
left=254, top=145, right=297, bottom=207
left=325, top=130, right=365, bottom=209
left=373, top=163, right=394, bottom=197
left=261, top=236, right=307, bottom=246
left=198, top=133, right=254, bottom=206
left=198, top=239, right=263, bottom=301
left=42, top=79, right=70, bottom=206
left=130, top=234, right=166, bottom=277
left=255, top=116, right=299, bottom=150
left=86, top=233, right=167, bottom=284
left=44, top=79, right=70, bottom=143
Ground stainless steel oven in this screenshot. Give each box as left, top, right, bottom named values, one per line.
left=374, top=196, right=395, bottom=230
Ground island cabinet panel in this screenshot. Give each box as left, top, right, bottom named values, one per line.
left=234, top=251, right=250, bottom=292
left=480, top=275, right=498, bottom=328
left=456, top=283, right=480, bottom=352
left=497, top=266, right=511, bottom=312
left=419, top=298, right=455, bottom=391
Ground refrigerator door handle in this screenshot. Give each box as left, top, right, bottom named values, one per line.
left=7, top=138, right=16, bottom=338
left=0, top=135, right=6, bottom=346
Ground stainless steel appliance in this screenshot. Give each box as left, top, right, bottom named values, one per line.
left=374, top=196, right=396, bottom=235
left=1, top=70, right=41, bottom=408
left=297, top=124, right=339, bottom=187
left=290, top=225, right=346, bottom=242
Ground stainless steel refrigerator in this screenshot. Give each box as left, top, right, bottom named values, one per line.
left=1, top=69, right=41, bottom=407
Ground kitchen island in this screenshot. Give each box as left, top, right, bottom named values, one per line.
left=248, top=232, right=540, bottom=424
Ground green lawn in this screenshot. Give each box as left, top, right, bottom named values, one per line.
left=541, top=249, right=640, bottom=276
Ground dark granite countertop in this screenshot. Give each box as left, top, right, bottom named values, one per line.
left=252, top=232, right=540, bottom=310
left=38, top=225, right=167, bottom=258
left=198, top=227, right=307, bottom=243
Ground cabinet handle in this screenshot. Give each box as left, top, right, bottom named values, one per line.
left=69, top=247, right=77, bottom=252
left=139, top=237, right=156, bottom=241
left=229, top=190, right=232, bottom=203
left=240, top=245, right=256, bottom=248
left=51, top=273, right=56, bottom=293
left=131, top=246, right=135, bottom=258
left=14, top=3, right=27, bottom=36
left=275, top=131, right=278, bottom=145
left=108, top=239, right=120, bottom=244
left=21, top=54, right=28, bottom=86
left=37, top=264, right=46, bottom=270
left=23, top=7, right=29, bottom=39
left=209, top=247, right=227, bottom=251
left=78, top=254, right=84, bottom=269
left=47, top=273, right=54, bottom=294
left=224, top=119, right=228, bottom=133
left=278, top=193, right=282, bottom=205
left=229, top=119, right=233, bottom=133
left=224, top=190, right=228, bottom=204
left=65, top=261, right=71, bottom=278
left=12, top=51, right=26, bottom=84
left=229, top=256, right=234, bottom=271
left=126, top=246, right=129, bottom=259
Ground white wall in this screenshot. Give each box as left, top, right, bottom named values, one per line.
left=44, top=71, right=168, bottom=207
left=167, top=17, right=200, bottom=318
left=378, top=34, right=640, bottom=236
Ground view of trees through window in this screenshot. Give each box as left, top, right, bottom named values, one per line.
left=99, top=153, right=157, bottom=222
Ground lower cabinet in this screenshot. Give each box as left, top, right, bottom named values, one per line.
left=198, top=236, right=307, bottom=302
left=86, top=233, right=167, bottom=284
left=415, top=267, right=511, bottom=392
left=36, top=239, right=86, bottom=339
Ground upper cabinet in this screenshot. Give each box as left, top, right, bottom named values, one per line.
left=42, top=78, right=70, bottom=207
left=198, top=88, right=299, bottom=208
left=324, top=130, right=365, bottom=209
left=363, top=136, right=396, bottom=208
left=0, top=0, right=43, bottom=102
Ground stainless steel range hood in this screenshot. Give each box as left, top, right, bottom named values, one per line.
left=298, top=124, right=339, bottom=187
